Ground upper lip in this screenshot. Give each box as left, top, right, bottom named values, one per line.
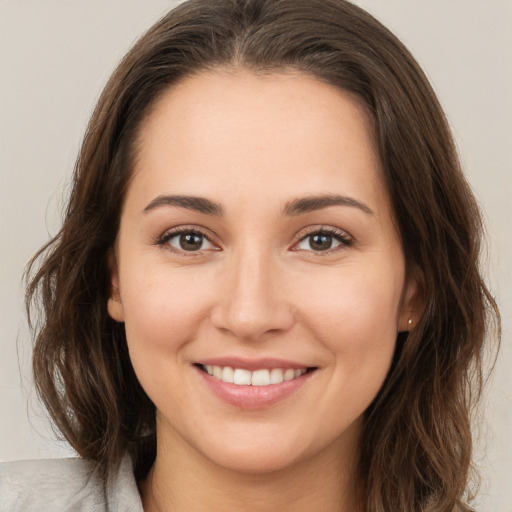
left=195, top=357, right=315, bottom=371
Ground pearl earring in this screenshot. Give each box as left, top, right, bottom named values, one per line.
left=407, top=318, right=413, bottom=328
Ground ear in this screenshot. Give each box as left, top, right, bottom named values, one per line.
left=107, top=250, right=125, bottom=322
left=398, top=267, right=424, bottom=332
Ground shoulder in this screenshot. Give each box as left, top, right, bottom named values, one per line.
left=0, top=457, right=105, bottom=512
left=0, top=455, right=136, bottom=512
left=0, top=454, right=143, bottom=512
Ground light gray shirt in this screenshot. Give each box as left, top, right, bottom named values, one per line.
left=0, top=454, right=143, bottom=511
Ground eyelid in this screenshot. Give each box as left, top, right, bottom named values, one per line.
left=291, top=225, right=353, bottom=254
left=156, top=225, right=221, bottom=255
left=154, top=224, right=353, bottom=256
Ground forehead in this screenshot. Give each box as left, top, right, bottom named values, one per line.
left=129, top=68, right=388, bottom=217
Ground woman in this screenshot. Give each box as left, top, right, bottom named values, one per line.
left=0, top=0, right=500, bottom=510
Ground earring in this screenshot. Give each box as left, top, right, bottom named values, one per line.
left=407, top=318, right=413, bottom=328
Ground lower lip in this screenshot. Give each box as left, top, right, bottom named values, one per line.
left=195, top=367, right=315, bottom=409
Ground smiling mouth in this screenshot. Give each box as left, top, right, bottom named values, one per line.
left=196, top=364, right=316, bottom=386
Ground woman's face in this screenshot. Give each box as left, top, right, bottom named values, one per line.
left=108, top=69, right=418, bottom=474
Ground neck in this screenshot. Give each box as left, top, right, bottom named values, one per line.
left=140, top=421, right=363, bottom=512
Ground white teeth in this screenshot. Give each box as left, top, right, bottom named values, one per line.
left=203, top=365, right=308, bottom=386
left=284, top=369, right=295, bottom=381
left=233, top=369, right=252, bottom=385
left=270, top=368, right=284, bottom=384
left=221, top=366, right=234, bottom=383
left=251, top=369, right=270, bottom=386
left=213, top=366, right=222, bottom=379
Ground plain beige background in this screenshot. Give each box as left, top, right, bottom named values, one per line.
left=1, top=1, right=510, bottom=510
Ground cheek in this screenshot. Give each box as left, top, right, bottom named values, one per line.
left=120, top=266, right=214, bottom=359
left=301, top=263, right=403, bottom=338
left=118, top=265, right=220, bottom=415
left=298, top=263, right=403, bottom=386
left=311, top=275, right=401, bottom=427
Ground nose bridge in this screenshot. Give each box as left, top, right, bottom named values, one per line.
left=211, top=241, right=293, bottom=340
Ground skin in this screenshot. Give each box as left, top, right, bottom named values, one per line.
left=108, top=69, right=419, bottom=512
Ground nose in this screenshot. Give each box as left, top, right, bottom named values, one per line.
left=210, top=247, right=295, bottom=342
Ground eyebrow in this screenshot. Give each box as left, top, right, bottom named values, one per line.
left=283, top=194, right=374, bottom=216
left=143, top=195, right=224, bottom=215
left=143, top=193, right=374, bottom=217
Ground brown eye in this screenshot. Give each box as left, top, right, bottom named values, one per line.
left=161, top=230, right=216, bottom=253
left=179, top=233, right=204, bottom=251
left=309, top=233, right=334, bottom=251
left=295, top=229, right=351, bottom=253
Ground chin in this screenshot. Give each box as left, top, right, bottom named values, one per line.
left=204, top=442, right=309, bottom=475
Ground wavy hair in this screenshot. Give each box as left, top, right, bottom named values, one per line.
left=26, top=0, right=500, bottom=510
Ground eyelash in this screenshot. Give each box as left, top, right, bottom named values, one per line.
left=294, top=227, right=353, bottom=256
left=156, top=226, right=216, bottom=257
left=155, top=226, right=353, bottom=256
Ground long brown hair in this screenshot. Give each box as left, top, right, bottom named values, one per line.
left=26, top=1, right=500, bottom=510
